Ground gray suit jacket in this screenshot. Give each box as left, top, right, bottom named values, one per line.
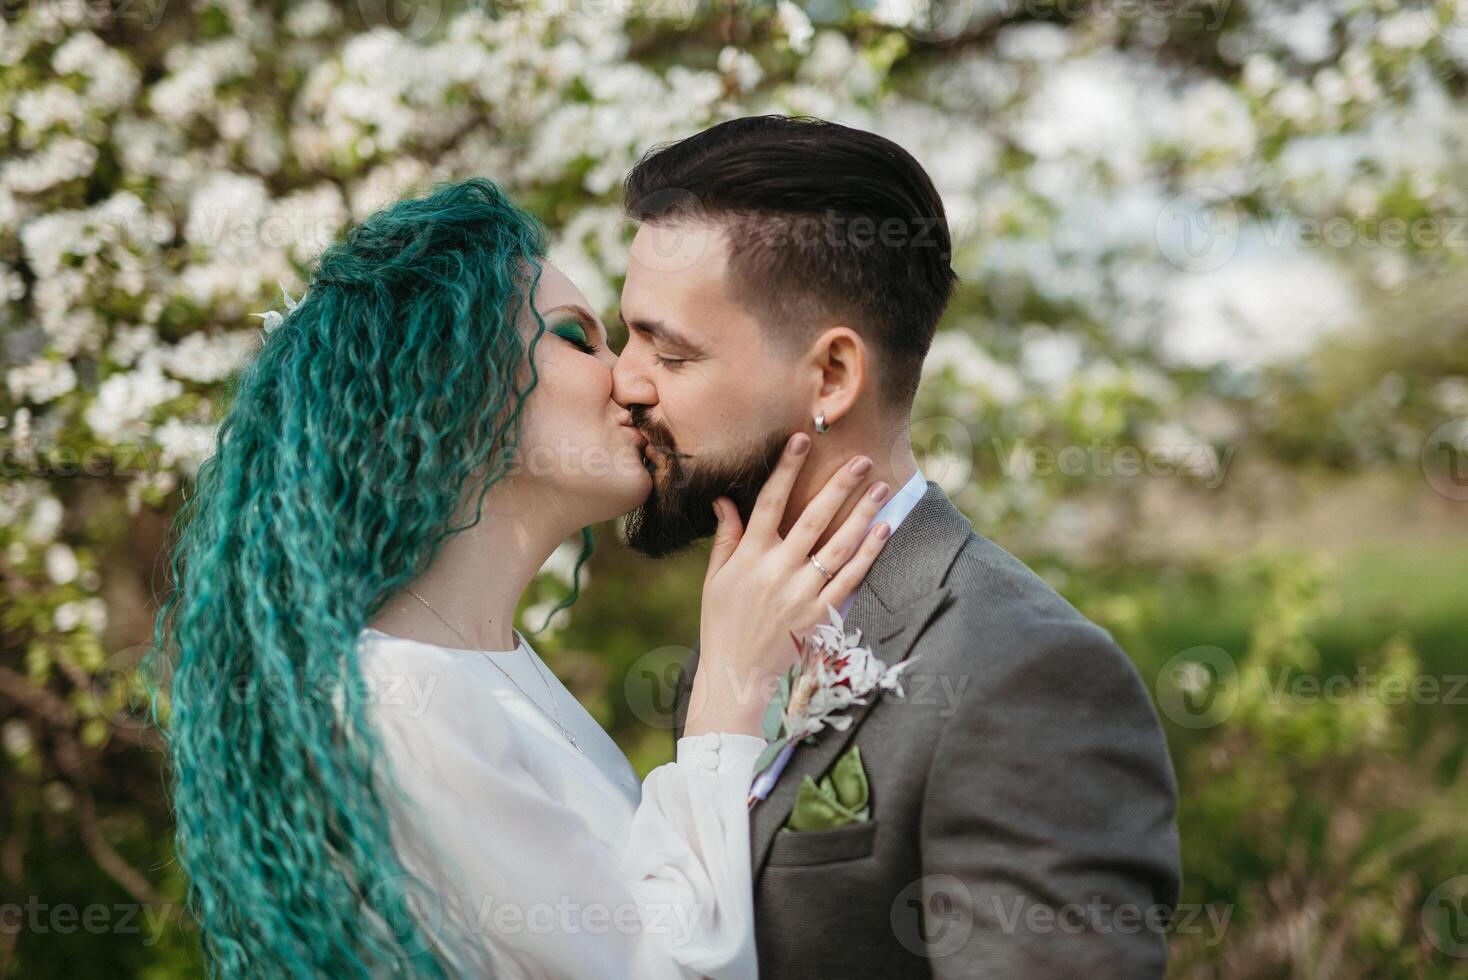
left=673, top=482, right=1181, bottom=978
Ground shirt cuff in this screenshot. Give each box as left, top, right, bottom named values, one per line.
left=675, top=731, right=767, bottom=778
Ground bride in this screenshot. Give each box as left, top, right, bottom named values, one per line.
left=151, top=178, right=893, bottom=978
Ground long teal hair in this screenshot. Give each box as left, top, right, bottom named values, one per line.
left=149, top=178, right=591, bottom=976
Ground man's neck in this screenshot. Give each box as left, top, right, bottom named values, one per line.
left=779, top=427, right=919, bottom=553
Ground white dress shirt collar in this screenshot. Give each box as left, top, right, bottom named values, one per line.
left=837, top=467, right=929, bottom=617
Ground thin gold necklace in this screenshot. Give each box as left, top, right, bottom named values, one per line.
left=403, top=588, right=580, bottom=752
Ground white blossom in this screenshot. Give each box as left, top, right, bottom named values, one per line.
left=108, top=325, right=160, bottom=368
left=6, top=359, right=77, bottom=404
left=996, top=23, right=1072, bottom=63
left=14, top=84, right=87, bottom=138
left=1432, top=377, right=1468, bottom=415
left=1019, top=328, right=1086, bottom=391
left=157, top=331, right=259, bottom=383
left=26, top=495, right=64, bottom=545
left=1175, top=81, right=1257, bottom=160
left=870, top=0, right=923, bottom=29
left=350, top=158, right=432, bottom=220
left=85, top=360, right=183, bottom=443
left=1162, top=242, right=1359, bottom=370
left=539, top=539, right=586, bottom=588
left=270, top=182, right=347, bottom=263
left=154, top=418, right=217, bottom=477
left=1, top=135, right=98, bottom=194
left=45, top=543, right=79, bottom=585
left=184, top=171, right=271, bottom=261
left=776, top=2, right=814, bottom=54
left=53, top=598, right=106, bottom=633
left=718, top=47, right=763, bottom=92
left=0, top=263, right=25, bottom=302
left=52, top=31, right=140, bottom=112
left=1377, top=11, right=1436, bottom=51
left=148, top=39, right=255, bottom=123
left=922, top=331, right=1023, bottom=406
left=799, top=31, right=877, bottom=97
left=285, top=0, right=340, bottom=38
left=2, top=722, right=34, bottom=760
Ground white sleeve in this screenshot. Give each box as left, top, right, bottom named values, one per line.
left=623, top=731, right=766, bottom=979
left=369, top=665, right=763, bottom=980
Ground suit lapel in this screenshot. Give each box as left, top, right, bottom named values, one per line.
left=749, top=482, right=972, bottom=875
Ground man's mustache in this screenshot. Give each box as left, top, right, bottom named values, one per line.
left=630, top=410, right=693, bottom=460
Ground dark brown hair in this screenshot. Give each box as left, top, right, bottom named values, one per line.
left=624, top=114, right=958, bottom=407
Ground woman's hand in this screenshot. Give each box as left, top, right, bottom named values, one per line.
left=686, top=432, right=895, bottom=738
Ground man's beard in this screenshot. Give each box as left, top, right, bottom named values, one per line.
left=623, top=410, right=789, bottom=558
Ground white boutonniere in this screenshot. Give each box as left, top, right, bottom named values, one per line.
left=747, top=605, right=917, bottom=807
left=251, top=280, right=303, bottom=334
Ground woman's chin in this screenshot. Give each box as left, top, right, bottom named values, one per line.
left=624, top=467, right=656, bottom=509
left=587, top=454, right=654, bottom=522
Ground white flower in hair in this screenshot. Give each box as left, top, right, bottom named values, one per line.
left=251, top=281, right=303, bottom=334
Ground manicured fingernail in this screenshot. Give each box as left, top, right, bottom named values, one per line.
left=790, top=433, right=811, bottom=455
left=869, top=481, right=889, bottom=502
left=874, top=522, right=891, bottom=539
left=849, top=456, right=872, bottom=476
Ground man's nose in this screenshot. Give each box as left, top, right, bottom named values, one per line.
left=611, top=349, right=657, bottom=410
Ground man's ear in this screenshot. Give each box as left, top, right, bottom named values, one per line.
left=808, top=325, right=869, bottom=426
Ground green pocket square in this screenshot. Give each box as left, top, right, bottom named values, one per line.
left=783, top=744, right=870, bottom=832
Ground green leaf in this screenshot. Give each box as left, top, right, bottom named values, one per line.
left=761, top=690, right=785, bottom=741
left=752, top=736, right=787, bottom=776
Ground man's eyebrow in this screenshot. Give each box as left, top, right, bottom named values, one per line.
left=617, top=311, right=703, bottom=353
left=541, top=304, right=607, bottom=344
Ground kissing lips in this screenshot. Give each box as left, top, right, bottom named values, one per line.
left=642, top=443, right=669, bottom=476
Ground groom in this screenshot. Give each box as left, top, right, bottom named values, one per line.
left=614, top=115, right=1181, bottom=977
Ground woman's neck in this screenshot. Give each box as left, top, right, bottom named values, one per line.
left=367, top=480, right=572, bottom=652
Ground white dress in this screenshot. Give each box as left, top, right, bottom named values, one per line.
left=355, top=627, right=764, bottom=979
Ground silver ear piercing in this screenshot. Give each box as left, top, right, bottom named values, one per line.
left=814, top=411, right=830, bottom=434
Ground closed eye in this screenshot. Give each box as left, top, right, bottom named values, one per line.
left=619, top=311, right=703, bottom=368
left=549, top=319, right=602, bottom=356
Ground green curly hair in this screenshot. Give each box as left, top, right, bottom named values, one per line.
left=148, top=177, right=592, bottom=976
